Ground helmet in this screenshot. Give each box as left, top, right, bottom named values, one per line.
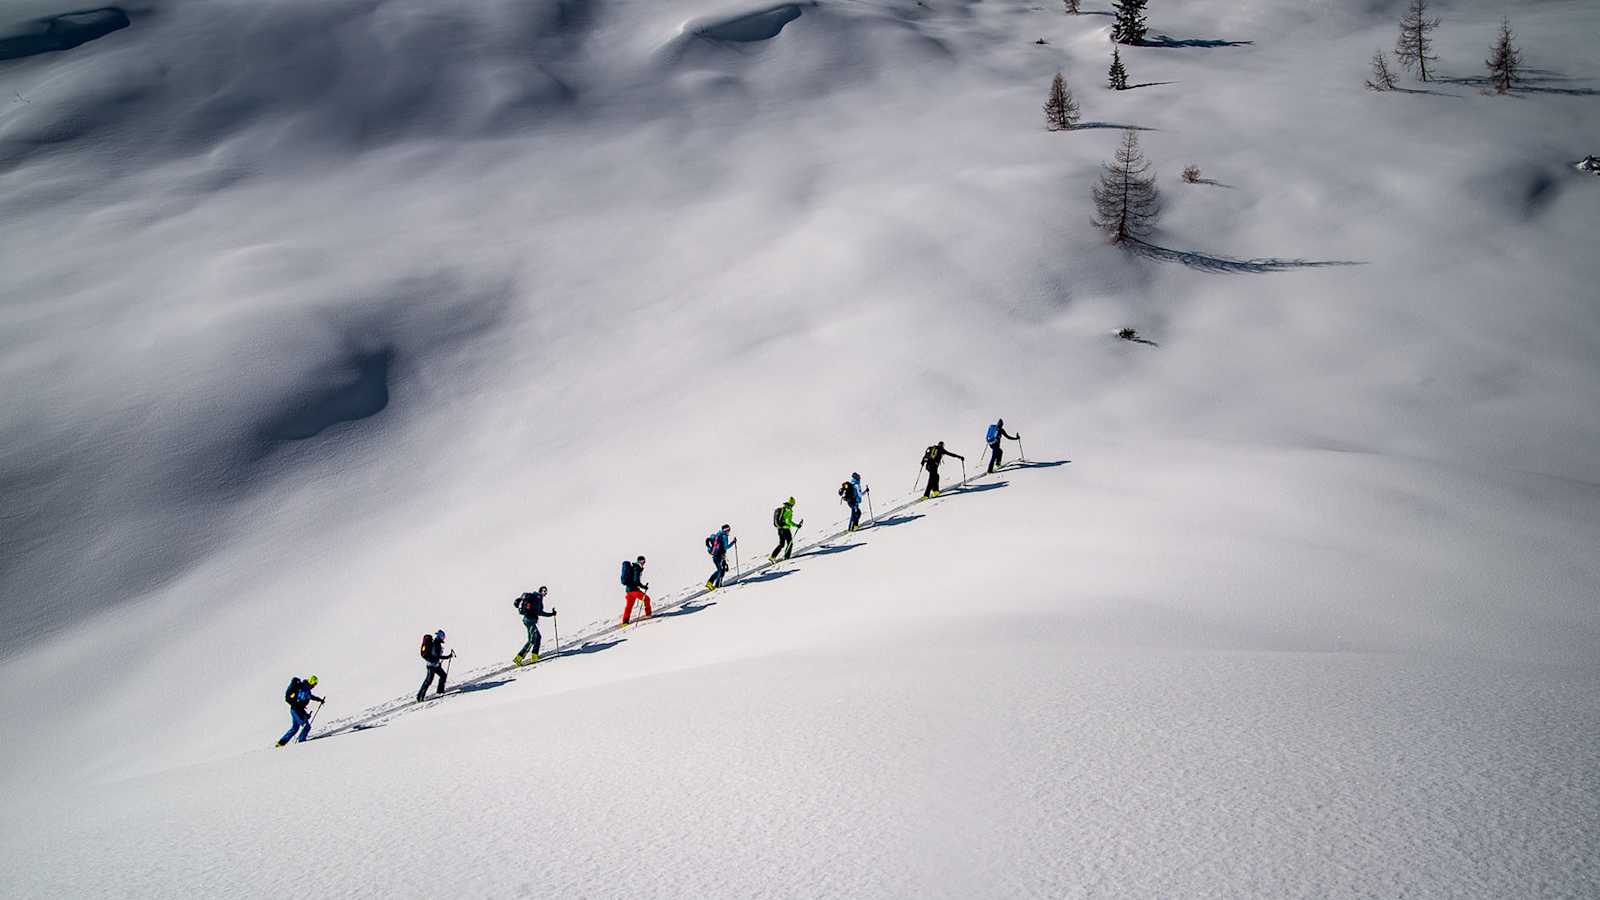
left=637, top=556, right=646, bottom=564
left=785, top=497, right=795, bottom=506
left=720, top=524, right=730, bottom=531
left=997, top=418, right=1004, bottom=426
left=538, top=585, right=548, bottom=595
left=937, top=441, right=945, bottom=449
left=851, top=472, right=860, bottom=480
left=307, top=675, right=319, bottom=686
left=435, top=630, right=446, bottom=641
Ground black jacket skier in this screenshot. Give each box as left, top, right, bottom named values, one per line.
left=514, top=588, right=557, bottom=666
left=417, top=630, right=454, bottom=702
left=922, top=441, right=964, bottom=498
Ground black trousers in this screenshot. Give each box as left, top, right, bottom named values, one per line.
left=417, top=663, right=447, bottom=701
left=771, top=528, right=793, bottom=560
left=987, top=442, right=1003, bottom=473
left=848, top=504, right=861, bottom=530
left=923, top=466, right=941, bottom=498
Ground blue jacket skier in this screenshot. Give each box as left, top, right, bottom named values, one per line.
left=705, top=525, right=736, bottom=590
left=277, top=675, right=324, bottom=747
left=514, top=588, right=557, bottom=666
left=417, top=630, right=454, bottom=702
left=838, top=478, right=863, bottom=531
left=985, top=419, right=1020, bottom=473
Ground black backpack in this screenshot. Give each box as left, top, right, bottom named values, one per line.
left=772, top=506, right=784, bottom=528
left=420, top=633, right=435, bottom=659
left=620, top=560, right=634, bottom=587
left=284, top=677, right=303, bottom=705
left=923, top=446, right=938, bottom=468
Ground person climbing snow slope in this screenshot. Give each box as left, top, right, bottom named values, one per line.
left=769, top=498, right=803, bottom=562
left=277, top=674, right=324, bottom=747
left=838, top=478, right=863, bottom=532
left=985, top=419, right=1020, bottom=474
left=621, top=556, right=652, bottom=625
left=706, top=525, right=736, bottom=590
left=417, top=630, right=454, bottom=702
left=921, top=441, right=964, bottom=499
left=513, top=588, right=557, bottom=666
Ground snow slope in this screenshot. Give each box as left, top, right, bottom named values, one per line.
left=2, top=0, right=1598, bottom=895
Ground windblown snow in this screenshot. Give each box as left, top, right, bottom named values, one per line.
left=1, top=0, right=1597, bottom=896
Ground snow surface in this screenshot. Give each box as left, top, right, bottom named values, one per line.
left=2, top=0, right=1598, bottom=895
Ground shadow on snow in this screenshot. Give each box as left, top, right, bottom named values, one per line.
left=1128, top=240, right=1364, bottom=274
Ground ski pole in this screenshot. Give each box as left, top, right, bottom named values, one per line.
left=308, top=698, right=324, bottom=733
left=867, top=492, right=876, bottom=525
left=552, top=613, right=560, bottom=659
left=1018, top=436, right=1026, bottom=464
left=911, top=464, right=923, bottom=493
left=734, top=543, right=742, bottom=580
left=960, top=458, right=968, bottom=486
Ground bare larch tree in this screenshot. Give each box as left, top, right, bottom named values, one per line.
left=1366, top=49, right=1398, bottom=90
left=1045, top=72, right=1081, bottom=130
left=1093, top=130, right=1161, bottom=243
left=1486, top=17, right=1522, bottom=94
left=1394, top=0, right=1440, bottom=82
left=1108, top=46, right=1129, bottom=90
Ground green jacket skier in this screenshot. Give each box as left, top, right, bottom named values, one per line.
left=768, top=498, right=803, bottom=562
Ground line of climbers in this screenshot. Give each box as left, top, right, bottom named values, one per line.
left=276, top=419, right=1022, bottom=746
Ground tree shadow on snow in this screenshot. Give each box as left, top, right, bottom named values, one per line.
left=1126, top=81, right=1178, bottom=90
left=871, top=513, right=925, bottom=529
left=1438, top=69, right=1599, bottom=96
left=1127, top=240, right=1364, bottom=274
left=658, top=601, right=717, bottom=618
left=1138, top=35, right=1252, bottom=49
left=1073, top=122, right=1157, bottom=131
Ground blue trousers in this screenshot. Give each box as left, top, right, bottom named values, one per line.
left=280, top=707, right=311, bottom=744
left=848, top=504, right=861, bottom=530
left=708, top=553, right=728, bottom=587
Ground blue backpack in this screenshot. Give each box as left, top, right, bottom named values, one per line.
left=986, top=424, right=1000, bottom=444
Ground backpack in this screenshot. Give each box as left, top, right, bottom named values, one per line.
left=620, top=560, right=633, bottom=586
left=986, top=424, right=1000, bottom=444
left=773, top=506, right=784, bottom=528
left=706, top=534, right=718, bottom=555
left=284, top=677, right=304, bottom=705
left=923, top=446, right=938, bottom=468
left=839, top=482, right=856, bottom=504
left=515, top=594, right=534, bottom=616
left=420, top=633, right=434, bottom=659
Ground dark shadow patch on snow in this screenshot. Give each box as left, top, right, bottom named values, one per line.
left=253, top=346, right=394, bottom=449
left=740, top=568, right=797, bottom=584
left=872, top=513, right=925, bottom=529
left=1137, top=35, right=1252, bottom=49
left=1073, top=121, right=1156, bottom=131
left=1009, top=459, right=1071, bottom=469
left=949, top=480, right=1009, bottom=496
left=691, top=4, right=802, bottom=43
left=658, top=601, right=717, bottom=618
left=0, top=8, right=130, bottom=61
left=454, top=678, right=511, bottom=694
left=1189, top=178, right=1235, bottom=188
left=1126, top=81, right=1178, bottom=89
left=1127, top=240, right=1364, bottom=274
left=795, top=542, right=865, bottom=559
left=563, top=638, right=625, bottom=656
